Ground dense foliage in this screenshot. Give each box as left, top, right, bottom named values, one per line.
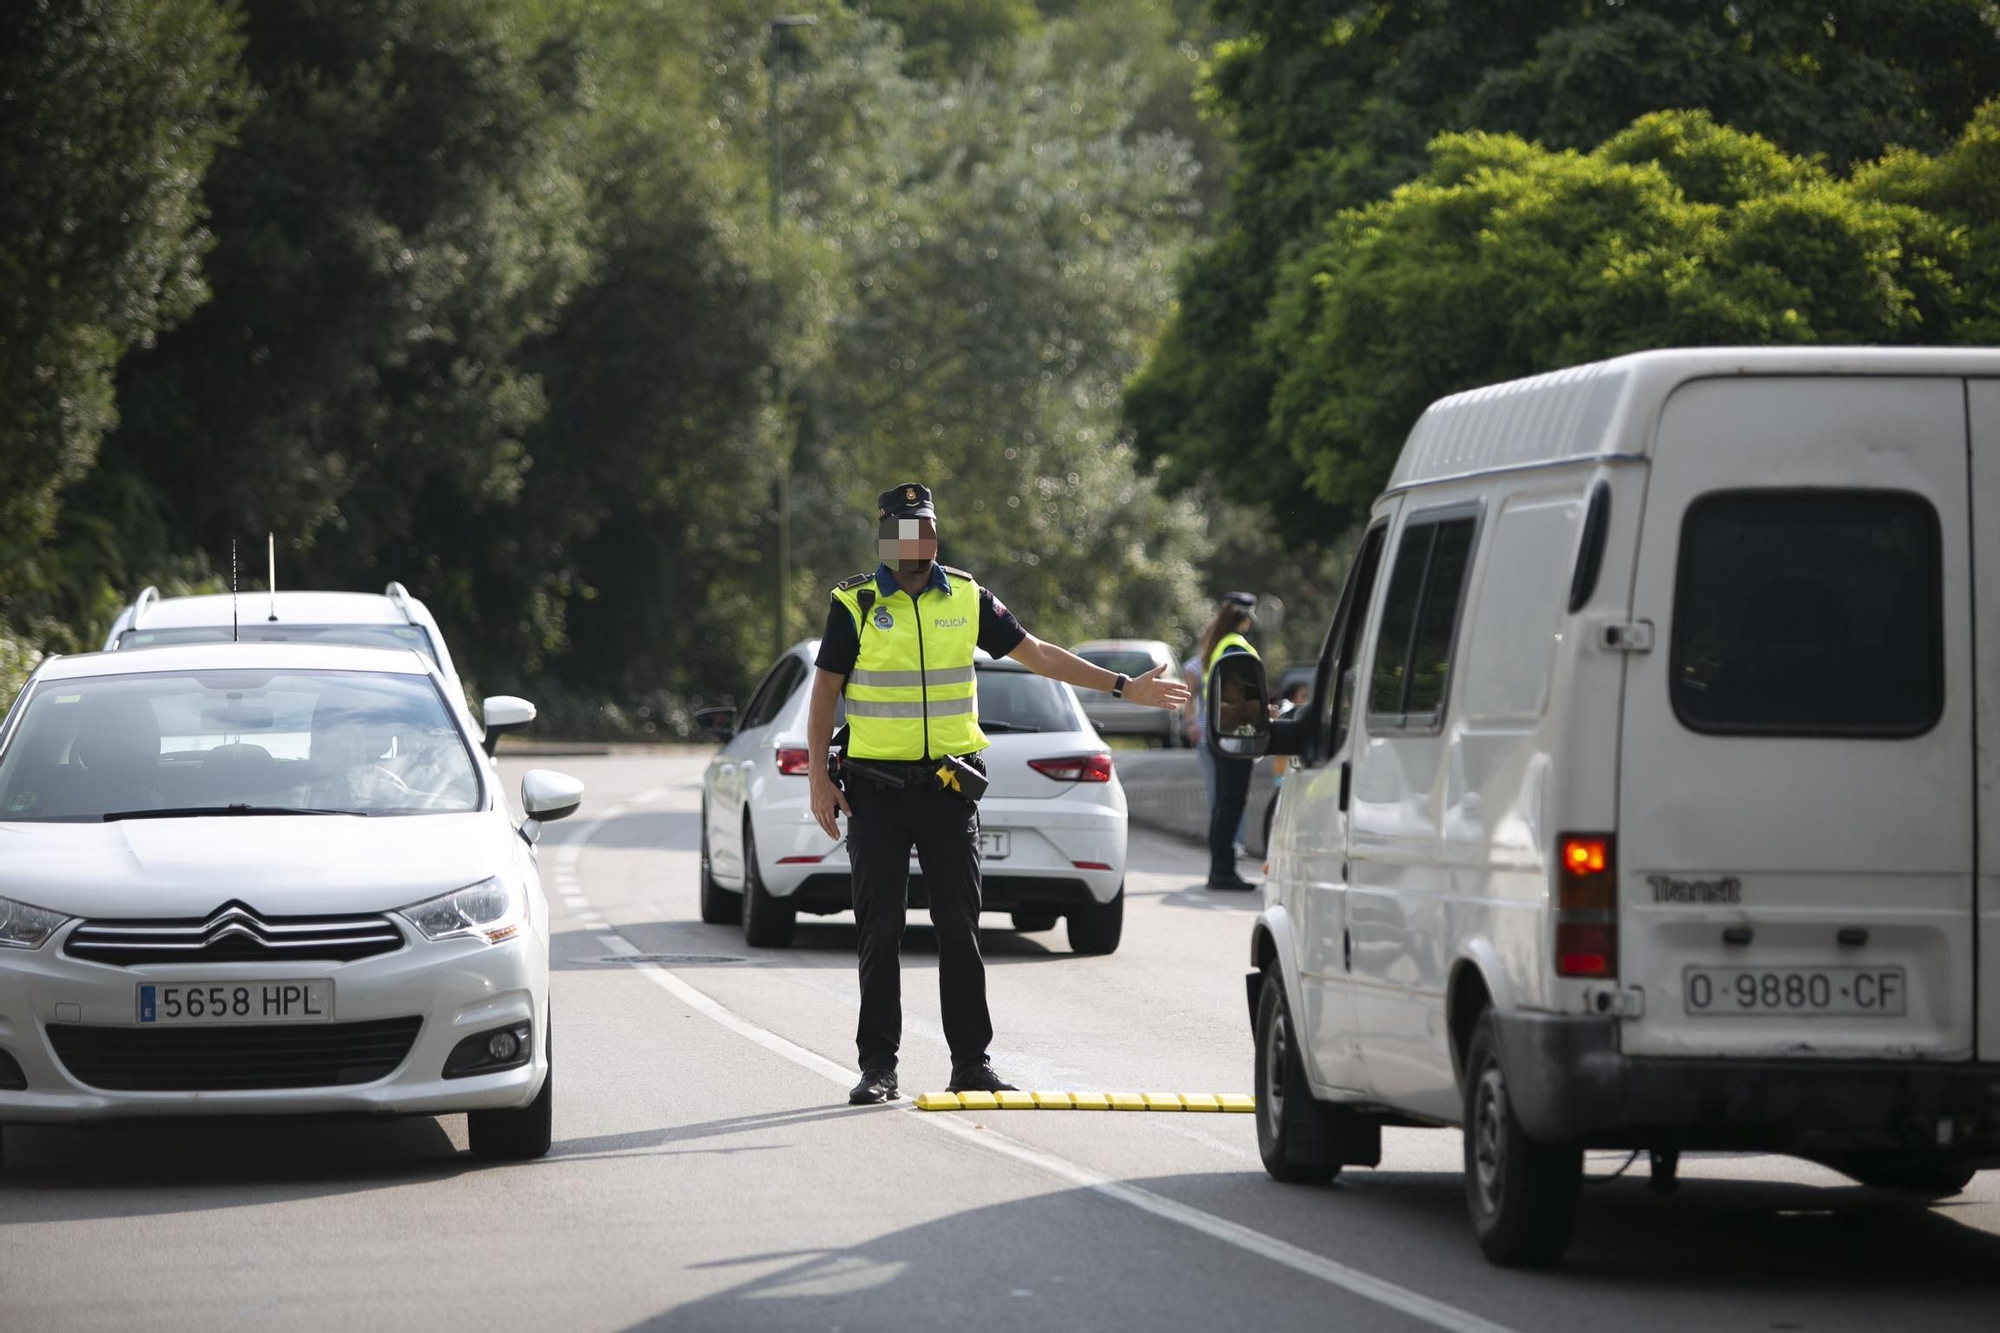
left=1, top=0, right=1230, bottom=722
left=1128, top=0, right=2000, bottom=542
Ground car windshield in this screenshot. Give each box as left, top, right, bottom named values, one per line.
left=0, top=668, right=481, bottom=821
left=1077, top=649, right=1158, bottom=678
left=974, top=667, right=1082, bottom=733
left=118, top=623, right=440, bottom=664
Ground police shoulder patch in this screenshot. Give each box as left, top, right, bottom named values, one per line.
left=940, top=565, right=974, bottom=582
left=834, top=570, right=874, bottom=591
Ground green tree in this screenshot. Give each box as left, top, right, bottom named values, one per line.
left=1261, top=110, right=1973, bottom=521
left=1128, top=0, right=2000, bottom=543
left=86, top=0, right=591, bottom=679
left=0, top=0, right=243, bottom=659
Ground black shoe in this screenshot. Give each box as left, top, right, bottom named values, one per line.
left=848, top=1068, right=899, bottom=1105
left=947, top=1061, right=1017, bottom=1093
left=1206, top=875, right=1258, bottom=892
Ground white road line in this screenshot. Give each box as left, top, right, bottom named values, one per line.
left=560, top=794, right=1517, bottom=1333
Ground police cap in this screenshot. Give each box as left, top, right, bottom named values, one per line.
left=1222, top=590, right=1256, bottom=610
left=877, top=482, right=936, bottom=521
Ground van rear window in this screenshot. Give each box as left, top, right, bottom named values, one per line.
left=1672, top=491, right=1942, bottom=736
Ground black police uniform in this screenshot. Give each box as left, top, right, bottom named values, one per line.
left=814, top=485, right=1026, bottom=1084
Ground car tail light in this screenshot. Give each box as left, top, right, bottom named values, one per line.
left=774, top=746, right=811, bottom=776
left=1555, top=833, right=1615, bottom=977
left=1028, top=752, right=1113, bottom=783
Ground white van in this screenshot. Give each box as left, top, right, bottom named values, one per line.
left=1213, top=347, right=2000, bottom=1267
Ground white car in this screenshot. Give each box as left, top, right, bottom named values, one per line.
left=101, top=584, right=537, bottom=754
left=0, top=642, right=582, bottom=1167
left=699, top=643, right=1128, bottom=954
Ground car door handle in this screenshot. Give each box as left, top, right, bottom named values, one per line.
left=1337, top=760, right=1351, bottom=813
left=1343, top=928, right=1352, bottom=972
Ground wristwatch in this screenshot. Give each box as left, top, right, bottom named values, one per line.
left=1111, top=672, right=1128, bottom=698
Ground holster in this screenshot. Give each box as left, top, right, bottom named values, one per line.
left=932, top=753, right=988, bottom=802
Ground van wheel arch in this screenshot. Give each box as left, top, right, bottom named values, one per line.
left=1448, top=963, right=1495, bottom=1089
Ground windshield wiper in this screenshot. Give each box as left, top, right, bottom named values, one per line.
left=979, top=721, right=1042, bottom=733
left=102, top=805, right=368, bottom=822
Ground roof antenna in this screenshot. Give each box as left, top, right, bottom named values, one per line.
left=231, top=538, right=240, bottom=643
left=267, top=532, right=279, bottom=622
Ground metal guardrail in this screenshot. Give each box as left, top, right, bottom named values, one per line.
left=1112, top=751, right=1275, bottom=859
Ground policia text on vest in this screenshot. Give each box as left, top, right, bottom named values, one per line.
left=802, top=483, right=1190, bottom=1106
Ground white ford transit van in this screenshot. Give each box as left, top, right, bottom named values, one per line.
left=1212, top=347, right=2000, bottom=1267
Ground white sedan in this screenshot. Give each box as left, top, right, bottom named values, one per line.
left=699, top=644, right=1128, bottom=954
left=0, top=642, right=582, bottom=1167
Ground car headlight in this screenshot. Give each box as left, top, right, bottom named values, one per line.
left=0, top=895, right=70, bottom=950
left=398, top=877, right=526, bottom=944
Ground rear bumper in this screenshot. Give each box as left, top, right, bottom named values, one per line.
left=1497, top=1012, right=2000, bottom=1156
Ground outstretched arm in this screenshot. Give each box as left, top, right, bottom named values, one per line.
left=1005, top=635, right=1190, bottom=710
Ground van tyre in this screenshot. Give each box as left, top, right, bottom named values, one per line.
left=741, top=821, right=796, bottom=948
left=1463, top=1009, right=1581, bottom=1266
left=1827, top=1154, right=1978, bottom=1195
left=468, top=1013, right=553, bottom=1161
left=698, top=804, right=742, bottom=925
left=1066, top=882, right=1124, bottom=955
left=1254, top=969, right=1344, bottom=1184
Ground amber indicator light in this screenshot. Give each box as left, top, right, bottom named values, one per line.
left=1556, top=832, right=1616, bottom=977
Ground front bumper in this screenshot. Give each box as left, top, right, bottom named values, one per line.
left=0, top=927, right=548, bottom=1125
left=1497, top=1012, right=2000, bottom=1157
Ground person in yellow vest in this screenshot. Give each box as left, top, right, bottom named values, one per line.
left=806, top=483, right=1189, bottom=1105
left=1198, top=592, right=1260, bottom=892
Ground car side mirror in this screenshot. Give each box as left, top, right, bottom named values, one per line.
left=481, top=695, right=536, bottom=756
left=692, top=705, right=737, bottom=742
left=1205, top=654, right=1301, bottom=759
left=519, top=768, right=584, bottom=845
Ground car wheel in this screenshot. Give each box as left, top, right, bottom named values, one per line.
left=1253, top=968, right=1343, bottom=1184
left=698, top=800, right=742, bottom=925
left=1462, top=1008, right=1581, bottom=1266
left=1011, top=910, right=1059, bottom=933
left=741, top=819, right=796, bottom=948
left=1065, top=882, right=1123, bottom=955
left=468, top=1011, right=553, bottom=1161
left=1825, top=1154, right=1979, bottom=1195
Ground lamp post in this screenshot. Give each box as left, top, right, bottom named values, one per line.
left=768, top=14, right=814, bottom=662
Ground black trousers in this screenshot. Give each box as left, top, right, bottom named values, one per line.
left=845, top=769, right=991, bottom=1072
left=1209, top=754, right=1253, bottom=883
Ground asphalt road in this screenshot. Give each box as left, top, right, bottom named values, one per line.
left=4, top=752, right=1998, bottom=1331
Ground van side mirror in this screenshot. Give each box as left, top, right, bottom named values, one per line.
left=481, top=695, right=536, bottom=756
left=519, top=768, right=584, bottom=844
left=692, top=705, right=737, bottom=742
left=1208, top=654, right=1287, bottom=759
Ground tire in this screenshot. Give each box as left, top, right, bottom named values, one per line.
left=1065, top=882, right=1124, bottom=955
left=1827, top=1154, right=1979, bottom=1195
left=1011, top=910, right=1059, bottom=933
left=468, top=1011, right=553, bottom=1161
left=698, top=800, right=742, bottom=925
left=1462, top=1009, right=1582, bottom=1266
left=741, top=819, right=796, bottom=948
left=1253, top=968, right=1342, bottom=1184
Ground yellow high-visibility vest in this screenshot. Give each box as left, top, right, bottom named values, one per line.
left=832, top=567, right=989, bottom=760
left=1203, top=631, right=1260, bottom=686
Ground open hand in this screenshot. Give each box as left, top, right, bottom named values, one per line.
left=810, top=771, right=851, bottom=841
left=1124, top=663, right=1191, bottom=711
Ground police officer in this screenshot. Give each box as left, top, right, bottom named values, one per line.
left=1199, top=591, right=1260, bottom=892
left=806, top=483, right=1190, bottom=1105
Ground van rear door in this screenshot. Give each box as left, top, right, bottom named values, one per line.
left=1618, top=376, right=1975, bottom=1061
left=1970, top=381, right=2000, bottom=1064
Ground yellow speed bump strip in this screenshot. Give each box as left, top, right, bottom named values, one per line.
left=913, top=1091, right=1257, bottom=1112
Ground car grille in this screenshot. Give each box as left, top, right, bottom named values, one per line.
left=63, top=901, right=404, bottom=967
left=47, top=1017, right=424, bottom=1091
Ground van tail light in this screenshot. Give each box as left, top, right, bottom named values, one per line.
left=774, top=746, right=811, bottom=776
left=1555, top=833, right=1616, bottom=978
left=1029, top=753, right=1113, bottom=783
